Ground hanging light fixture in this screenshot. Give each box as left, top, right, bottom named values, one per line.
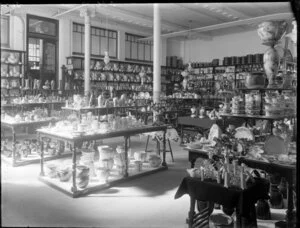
left=104, top=12, right=110, bottom=65
left=181, top=20, right=194, bottom=91
left=187, top=20, right=194, bottom=73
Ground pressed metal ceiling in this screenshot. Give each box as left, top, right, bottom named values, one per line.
left=3, top=3, right=294, bottom=38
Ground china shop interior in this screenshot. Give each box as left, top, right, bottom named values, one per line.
left=1, top=3, right=298, bottom=228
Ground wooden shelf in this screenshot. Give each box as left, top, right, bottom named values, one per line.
left=1, top=76, right=22, bottom=79
left=220, top=113, right=296, bottom=120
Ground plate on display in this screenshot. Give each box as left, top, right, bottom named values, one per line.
left=264, top=135, right=285, bottom=155
left=234, top=127, right=254, bottom=141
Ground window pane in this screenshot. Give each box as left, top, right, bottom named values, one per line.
left=100, top=36, right=108, bottom=55
left=125, top=41, right=131, bottom=59
left=144, top=44, right=150, bottom=61
left=131, top=42, right=138, bottom=59
left=108, top=38, right=116, bottom=58
left=1, top=16, right=9, bottom=46
left=91, top=35, right=100, bottom=55
left=138, top=43, right=144, bottom=61
left=73, top=32, right=82, bottom=53
left=29, top=18, right=56, bottom=36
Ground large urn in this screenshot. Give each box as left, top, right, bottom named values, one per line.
left=257, top=21, right=288, bottom=88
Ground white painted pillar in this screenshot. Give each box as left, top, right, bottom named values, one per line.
left=80, top=8, right=91, bottom=96
left=153, top=4, right=161, bottom=103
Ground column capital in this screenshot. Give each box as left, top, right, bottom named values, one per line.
left=80, top=7, right=96, bottom=18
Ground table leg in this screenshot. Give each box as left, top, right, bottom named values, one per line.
left=40, top=135, right=45, bottom=176
left=180, top=125, right=183, bottom=145
left=124, top=136, right=129, bottom=178
left=188, top=197, right=196, bottom=228
left=285, top=181, right=296, bottom=227
left=162, top=130, right=167, bottom=167
left=12, top=129, right=16, bottom=166
left=71, top=145, right=78, bottom=193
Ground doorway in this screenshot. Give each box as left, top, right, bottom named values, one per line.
left=27, top=14, right=58, bottom=87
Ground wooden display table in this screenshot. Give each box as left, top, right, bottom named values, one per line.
left=175, top=176, right=269, bottom=228
left=62, top=105, right=146, bottom=123
left=1, top=101, right=65, bottom=117
left=1, top=118, right=61, bottom=166
left=186, top=148, right=296, bottom=228
left=37, top=125, right=168, bottom=198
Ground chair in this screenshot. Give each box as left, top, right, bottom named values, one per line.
left=144, top=134, right=174, bottom=162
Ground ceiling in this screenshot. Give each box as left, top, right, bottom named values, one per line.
left=2, top=3, right=295, bottom=40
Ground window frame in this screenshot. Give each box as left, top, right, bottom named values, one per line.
left=72, top=22, right=118, bottom=59
left=125, top=33, right=153, bottom=63
left=1, top=15, right=10, bottom=48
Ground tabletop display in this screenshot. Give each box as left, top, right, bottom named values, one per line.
left=37, top=120, right=168, bottom=197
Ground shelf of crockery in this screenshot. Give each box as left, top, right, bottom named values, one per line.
left=37, top=125, right=168, bottom=197
left=38, top=161, right=167, bottom=198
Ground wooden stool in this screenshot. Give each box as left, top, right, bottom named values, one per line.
left=145, top=135, right=174, bottom=162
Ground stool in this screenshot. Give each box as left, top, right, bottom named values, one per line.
left=145, top=135, right=174, bottom=162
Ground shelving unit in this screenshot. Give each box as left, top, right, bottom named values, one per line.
left=62, top=56, right=183, bottom=97
left=1, top=49, right=26, bottom=102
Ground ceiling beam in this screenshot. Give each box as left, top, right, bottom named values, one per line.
left=175, top=3, right=225, bottom=23
left=138, top=12, right=294, bottom=41
left=52, top=4, right=87, bottom=18
left=102, top=5, right=188, bottom=32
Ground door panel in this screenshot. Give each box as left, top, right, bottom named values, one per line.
left=42, top=40, right=56, bottom=84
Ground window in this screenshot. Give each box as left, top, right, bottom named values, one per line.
left=72, top=23, right=118, bottom=58
left=28, top=18, right=57, bottom=37
left=28, top=38, right=41, bottom=70
left=1, top=15, right=10, bottom=47
left=125, top=33, right=153, bottom=62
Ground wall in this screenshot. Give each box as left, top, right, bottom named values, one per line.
left=4, top=6, right=168, bottom=82
left=167, top=29, right=297, bottom=64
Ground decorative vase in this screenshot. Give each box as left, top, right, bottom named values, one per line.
left=181, top=70, right=189, bottom=91
left=104, top=51, right=110, bottom=65
left=245, top=72, right=266, bottom=89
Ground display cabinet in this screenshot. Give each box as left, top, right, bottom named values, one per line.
left=1, top=49, right=26, bottom=103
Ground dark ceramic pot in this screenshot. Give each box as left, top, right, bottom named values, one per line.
left=278, top=177, right=287, bottom=199
left=269, top=184, right=283, bottom=209
left=256, top=199, right=271, bottom=220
